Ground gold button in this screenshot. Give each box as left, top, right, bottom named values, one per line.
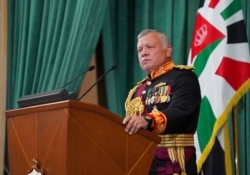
left=147, top=81, right=151, bottom=86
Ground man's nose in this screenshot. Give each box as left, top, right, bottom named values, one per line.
left=141, top=48, right=149, bottom=56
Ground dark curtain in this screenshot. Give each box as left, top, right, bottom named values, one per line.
left=7, top=0, right=108, bottom=109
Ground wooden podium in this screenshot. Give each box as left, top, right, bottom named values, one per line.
left=5, top=100, right=161, bottom=175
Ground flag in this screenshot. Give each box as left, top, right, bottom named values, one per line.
left=188, top=0, right=250, bottom=174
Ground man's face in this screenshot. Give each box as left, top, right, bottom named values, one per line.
left=137, top=32, right=172, bottom=74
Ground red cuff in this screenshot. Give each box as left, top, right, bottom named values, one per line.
left=147, top=111, right=167, bottom=133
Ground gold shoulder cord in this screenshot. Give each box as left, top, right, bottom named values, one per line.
left=125, top=78, right=147, bottom=116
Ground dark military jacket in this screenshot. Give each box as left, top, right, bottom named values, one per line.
left=140, top=67, right=201, bottom=134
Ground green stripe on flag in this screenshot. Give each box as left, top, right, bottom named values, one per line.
left=221, top=0, right=241, bottom=20
left=197, top=96, right=216, bottom=151
left=193, top=40, right=222, bottom=77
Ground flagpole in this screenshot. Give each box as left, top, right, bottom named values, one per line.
left=232, top=106, right=240, bottom=175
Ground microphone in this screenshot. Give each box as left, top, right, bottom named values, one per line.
left=77, top=64, right=117, bottom=101
left=62, top=65, right=95, bottom=88
left=17, top=65, right=96, bottom=108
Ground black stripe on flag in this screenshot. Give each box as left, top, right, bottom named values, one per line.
left=227, top=20, right=248, bottom=44
left=200, top=137, right=226, bottom=175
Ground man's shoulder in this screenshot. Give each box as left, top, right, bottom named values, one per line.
left=168, top=65, right=198, bottom=80
left=173, top=65, right=194, bottom=70
left=171, top=65, right=197, bottom=76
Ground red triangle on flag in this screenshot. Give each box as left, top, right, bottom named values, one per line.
left=190, top=13, right=225, bottom=63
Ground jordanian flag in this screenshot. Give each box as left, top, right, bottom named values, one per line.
left=188, top=0, right=250, bottom=174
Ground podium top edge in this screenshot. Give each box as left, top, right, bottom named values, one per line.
left=6, top=100, right=105, bottom=117
left=5, top=100, right=161, bottom=144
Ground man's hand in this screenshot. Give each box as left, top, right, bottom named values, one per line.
left=122, top=115, right=148, bottom=135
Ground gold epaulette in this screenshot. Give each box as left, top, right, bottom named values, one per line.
left=173, top=65, right=195, bottom=70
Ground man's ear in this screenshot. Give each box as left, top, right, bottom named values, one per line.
left=165, top=46, right=172, bottom=58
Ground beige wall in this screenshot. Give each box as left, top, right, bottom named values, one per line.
left=78, top=55, right=98, bottom=105
left=0, top=0, right=8, bottom=174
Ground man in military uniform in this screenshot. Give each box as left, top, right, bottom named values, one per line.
left=123, top=29, right=201, bottom=175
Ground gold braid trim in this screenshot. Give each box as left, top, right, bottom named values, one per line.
left=125, top=78, right=147, bottom=116
left=168, top=147, right=187, bottom=175
left=158, top=134, right=194, bottom=175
